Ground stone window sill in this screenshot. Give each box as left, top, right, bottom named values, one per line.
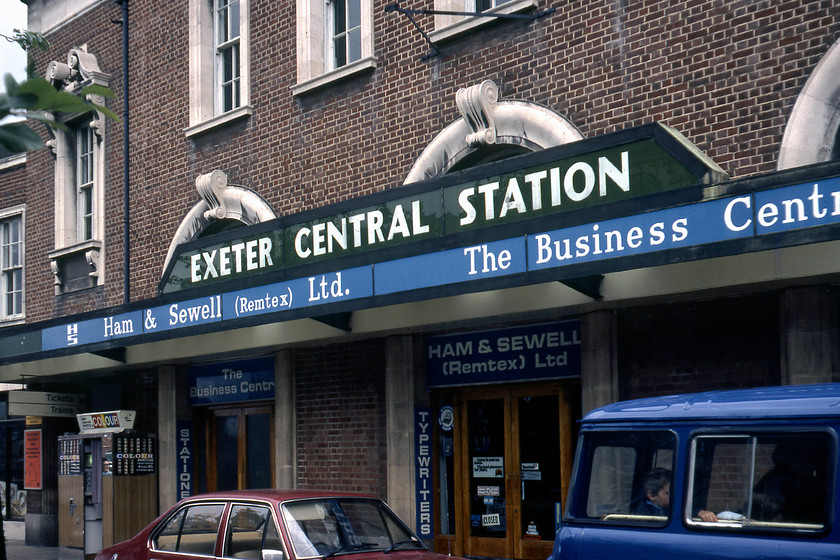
left=292, top=57, right=378, bottom=97
left=185, top=105, right=254, bottom=138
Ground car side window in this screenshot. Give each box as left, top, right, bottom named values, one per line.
left=224, top=503, right=282, bottom=559
left=568, top=430, right=676, bottom=525
left=688, top=432, right=831, bottom=532
left=153, top=503, right=226, bottom=555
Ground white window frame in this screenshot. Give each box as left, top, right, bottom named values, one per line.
left=214, top=0, right=242, bottom=114
left=292, top=0, right=376, bottom=96
left=187, top=0, right=252, bottom=137
left=76, top=124, right=95, bottom=242
left=429, top=0, right=538, bottom=44
left=326, top=0, right=362, bottom=71
left=0, top=205, right=25, bottom=324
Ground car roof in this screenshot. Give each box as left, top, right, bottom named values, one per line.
left=176, top=489, right=379, bottom=505
left=582, top=383, right=840, bottom=423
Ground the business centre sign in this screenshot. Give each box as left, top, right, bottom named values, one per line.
left=162, top=123, right=723, bottom=292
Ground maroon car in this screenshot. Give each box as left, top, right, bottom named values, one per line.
left=95, top=490, right=448, bottom=560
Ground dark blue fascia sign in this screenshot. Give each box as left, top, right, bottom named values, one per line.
left=426, top=321, right=582, bottom=387
left=5, top=126, right=840, bottom=364
left=187, top=356, right=275, bottom=405
left=17, top=172, right=840, bottom=362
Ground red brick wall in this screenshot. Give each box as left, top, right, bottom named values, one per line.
left=17, top=0, right=840, bottom=322
left=294, top=339, right=387, bottom=496
left=617, top=293, right=781, bottom=400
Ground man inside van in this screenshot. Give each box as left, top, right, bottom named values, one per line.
left=635, top=468, right=671, bottom=516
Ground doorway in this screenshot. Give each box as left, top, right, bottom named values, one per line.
left=200, top=404, right=274, bottom=491
left=436, top=383, right=578, bottom=560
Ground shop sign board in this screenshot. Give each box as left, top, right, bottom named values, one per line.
left=188, top=356, right=275, bottom=405
left=415, top=408, right=433, bottom=537
left=161, top=123, right=721, bottom=293
left=77, top=410, right=136, bottom=434
left=426, top=321, right=581, bottom=387
left=8, top=391, right=85, bottom=418
left=177, top=421, right=194, bottom=499
left=8, top=135, right=840, bottom=366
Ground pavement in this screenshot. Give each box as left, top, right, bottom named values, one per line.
left=5, top=539, right=61, bottom=560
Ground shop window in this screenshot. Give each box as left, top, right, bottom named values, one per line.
left=291, top=0, right=376, bottom=96
left=44, top=47, right=109, bottom=293
left=186, top=0, right=252, bottom=136
left=687, top=432, right=830, bottom=532
left=0, top=208, right=24, bottom=323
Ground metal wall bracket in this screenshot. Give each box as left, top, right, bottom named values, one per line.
left=385, top=2, right=555, bottom=59
left=560, top=275, right=604, bottom=300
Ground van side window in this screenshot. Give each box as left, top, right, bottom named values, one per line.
left=568, top=431, right=676, bottom=525
left=688, top=432, right=831, bottom=531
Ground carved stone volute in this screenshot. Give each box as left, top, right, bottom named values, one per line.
left=455, top=79, right=499, bottom=147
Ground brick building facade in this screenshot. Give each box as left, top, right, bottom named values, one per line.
left=1, top=0, right=840, bottom=557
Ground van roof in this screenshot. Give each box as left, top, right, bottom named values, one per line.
left=583, top=383, right=840, bottom=423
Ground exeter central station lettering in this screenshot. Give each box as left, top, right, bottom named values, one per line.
left=190, top=236, right=274, bottom=282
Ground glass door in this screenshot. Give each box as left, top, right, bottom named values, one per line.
left=208, top=405, right=273, bottom=490
left=465, top=396, right=510, bottom=558
left=456, top=385, right=573, bottom=560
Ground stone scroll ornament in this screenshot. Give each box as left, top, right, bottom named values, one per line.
left=456, top=79, right=499, bottom=147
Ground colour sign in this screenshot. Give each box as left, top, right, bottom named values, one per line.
left=426, top=321, right=581, bottom=387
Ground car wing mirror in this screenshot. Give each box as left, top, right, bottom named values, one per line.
left=262, top=549, right=285, bottom=560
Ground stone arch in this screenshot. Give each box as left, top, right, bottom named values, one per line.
left=161, top=170, right=276, bottom=277
left=404, top=80, right=583, bottom=183
left=778, top=38, right=840, bottom=169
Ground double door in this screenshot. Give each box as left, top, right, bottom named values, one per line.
left=204, top=405, right=274, bottom=491
left=447, top=385, right=576, bottom=560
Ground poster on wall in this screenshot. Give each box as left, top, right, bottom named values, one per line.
left=24, top=429, right=41, bottom=490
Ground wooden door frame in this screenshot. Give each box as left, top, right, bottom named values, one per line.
left=444, top=382, right=576, bottom=560
left=205, top=403, right=274, bottom=491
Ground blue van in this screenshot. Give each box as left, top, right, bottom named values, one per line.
left=558, top=384, right=839, bottom=559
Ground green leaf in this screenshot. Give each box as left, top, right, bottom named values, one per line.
left=81, top=84, right=116, bottom=99
left=0, top=121, right=44, bottom=152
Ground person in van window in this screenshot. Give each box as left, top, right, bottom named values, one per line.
left=635, top=468, right=671, bottom=516
left=753, top=441, right=825, bottom=524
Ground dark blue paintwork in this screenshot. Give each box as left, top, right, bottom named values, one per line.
left=559, top=383, right=840, bottom=560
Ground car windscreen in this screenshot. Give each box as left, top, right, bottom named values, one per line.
left=281, top=498, right=424, bottom=558
left=566, top=430, right=676, bottom=526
